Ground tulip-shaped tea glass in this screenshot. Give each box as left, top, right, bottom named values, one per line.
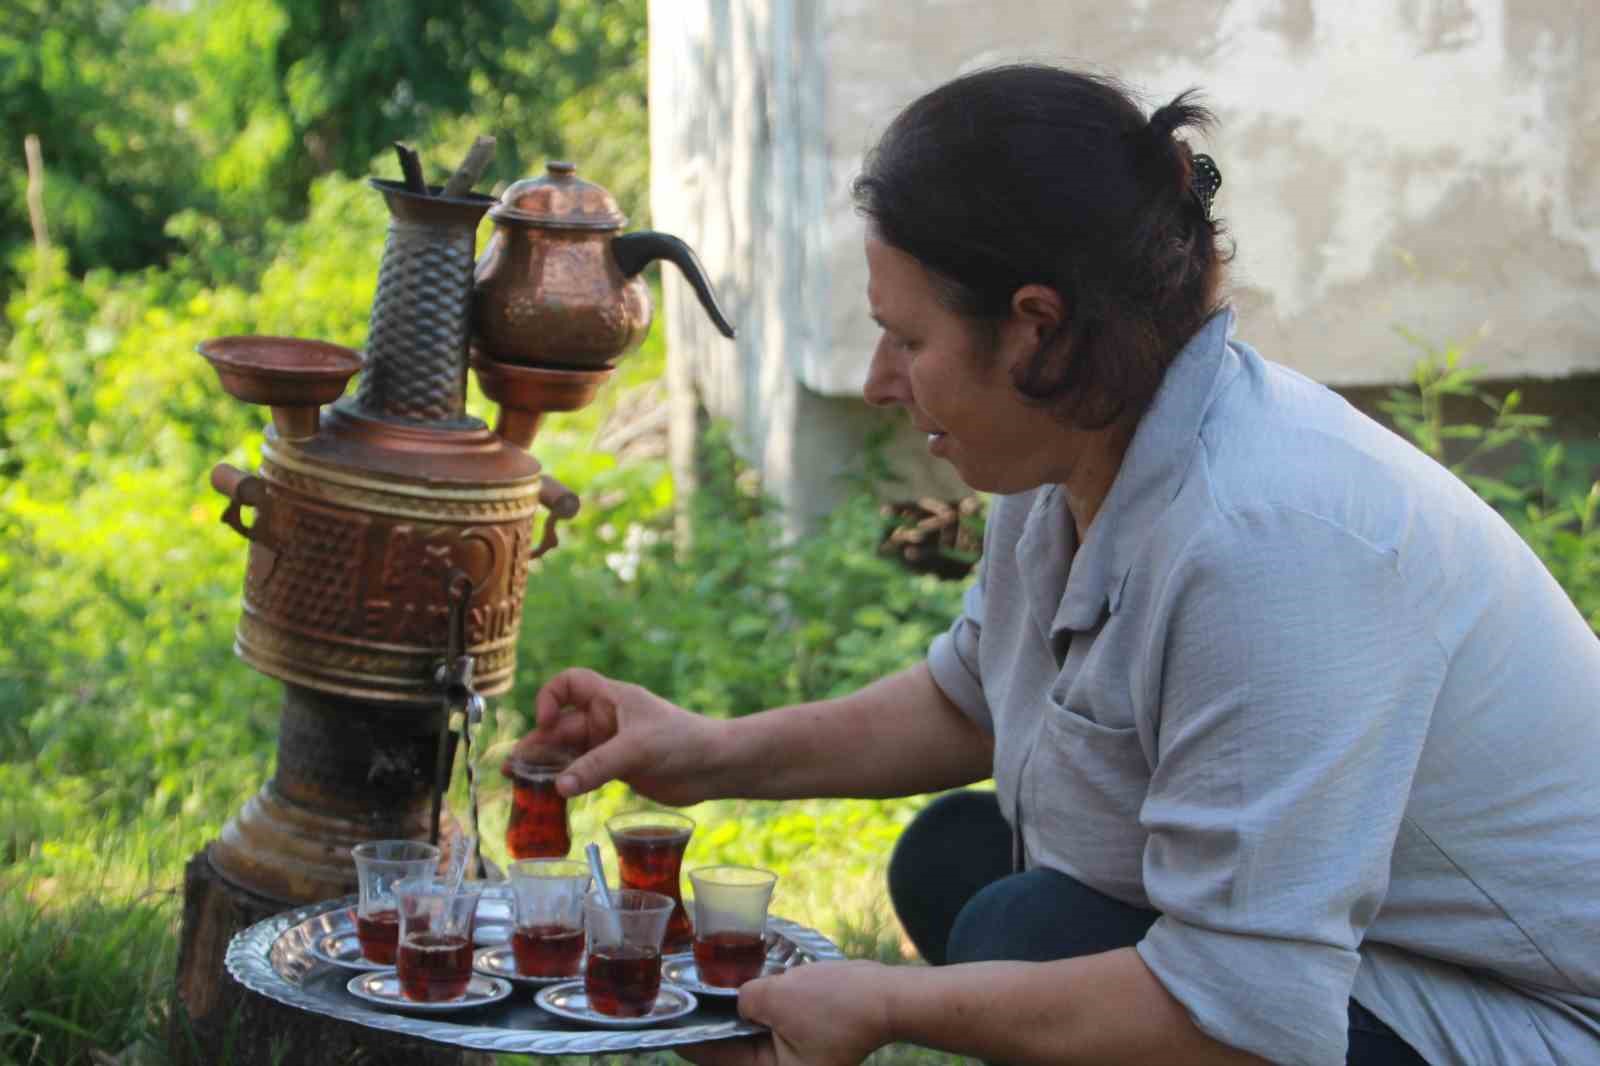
left=503, top=741, right=577, bottom=859
left=688, top=865, right=778, bottom=987
left=351, top=840, right=440, bottom=964
left=507, top=859, right=590, bottom=978
left=394, top=877, right=483, bottom=1003
left=583, top=888, right=674, bottom=1017
left=606, top=810, right=695, bottom=953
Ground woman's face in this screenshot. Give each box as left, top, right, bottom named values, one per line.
left=862, top=236, right=1073, bottom=494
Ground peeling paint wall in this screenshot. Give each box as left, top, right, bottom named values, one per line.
left=650, top=0, right=1600, bottom=520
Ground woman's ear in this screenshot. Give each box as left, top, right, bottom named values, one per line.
left=1003, top=284, right=1066, bottom=365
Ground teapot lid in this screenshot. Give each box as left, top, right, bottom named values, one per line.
left=489, top=161, right=627, bottom=231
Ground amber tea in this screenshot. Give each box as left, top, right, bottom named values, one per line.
left=511, top=922, right=584, bottom=978
left=582, top=887, right=673, bottom=1017
left=585, top=945, right=662, bottom=1016
left=607, top=812, right=695, bottom=953
left=351, top=840, right=440, bottom=964
left=692, top=930, right=765, bottom=987
left=397, top=932, right=474, bottom=1002
left=393, top=876, right=481, bottom=1003
left=506, top=772, right=571, bottom=859
left=355, top=908, right=401, bottom=965
left=688, top=864, right=779, bottom=987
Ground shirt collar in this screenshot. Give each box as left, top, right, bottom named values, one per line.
left=1050, top=308, right=1242, bottom=633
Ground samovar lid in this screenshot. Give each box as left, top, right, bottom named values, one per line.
left=489, top=161, right=627, bottom=231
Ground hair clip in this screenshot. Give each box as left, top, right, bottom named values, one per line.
left=1190, top=154, right=1222, bottom=218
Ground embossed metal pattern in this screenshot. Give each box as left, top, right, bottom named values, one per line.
left=231, top=448, right=535, bottom=702
left=226, top=896, right=844, bottom=1055
left=358, top=216, right=481, bottom=423
left=256, top=499, right=369, bottom=635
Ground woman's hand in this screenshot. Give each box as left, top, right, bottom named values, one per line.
left=679, top=961, right=896, bottom=1066
left=529, top=668, right=725, bottom=805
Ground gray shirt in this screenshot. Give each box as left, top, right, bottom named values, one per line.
left=927, top=310, right=1600, bottom=1066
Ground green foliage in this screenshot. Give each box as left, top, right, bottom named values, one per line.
left=1380, top=330, right=1600, bottom=630
left=0, top=171, right=406, bottom=879
left=1, top=0, right=649, bottom=310
left=498, top=424, right=968, bottom=723
left=0, top=1, right=203, bottom=283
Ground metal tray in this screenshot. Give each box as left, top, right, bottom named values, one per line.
left=225, top=894, right=843, bottom=1056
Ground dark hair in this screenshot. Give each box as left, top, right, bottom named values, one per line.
left=852, top=64, right=1230, bottom=428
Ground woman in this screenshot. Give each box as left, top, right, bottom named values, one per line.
left=526, top=66, right=1600, bottom=1065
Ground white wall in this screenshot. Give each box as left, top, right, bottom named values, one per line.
left=650, top=0, right=1600, bottom=520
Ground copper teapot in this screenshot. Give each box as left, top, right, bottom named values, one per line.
left=472, top=161, right=735, bottom=369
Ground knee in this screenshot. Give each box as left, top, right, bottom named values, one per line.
left=947, top=868, right=1159, bottom=965
left=887, top=790, right=1006, bottom=907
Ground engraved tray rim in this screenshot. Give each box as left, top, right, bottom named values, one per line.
left=225, top=894, right=844, bottom=1055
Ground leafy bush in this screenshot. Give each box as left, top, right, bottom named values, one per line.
left=499, top=423, right=967, bottom=724
left=1380, top=332, right=1600, bottom=630
left=1, top=0, right=649, bottom=318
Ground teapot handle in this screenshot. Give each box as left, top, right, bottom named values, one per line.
left=611, top=231, right=737, bottom=340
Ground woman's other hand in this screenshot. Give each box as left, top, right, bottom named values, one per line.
left=530, top=667, right=724, bottom=805
left=680, top=960, right=895, bottom=1066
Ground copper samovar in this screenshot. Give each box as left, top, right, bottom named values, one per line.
left=191, top=150, right=733, bottom=907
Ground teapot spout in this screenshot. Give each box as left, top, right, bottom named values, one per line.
left=611, top=231, right=736, bottom=340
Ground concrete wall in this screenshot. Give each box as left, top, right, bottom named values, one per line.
left=649, top=0, right=1600, bottom=523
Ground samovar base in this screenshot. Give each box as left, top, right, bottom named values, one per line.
left=207, top=781, right=472, bottom=904
left=172, top=681, right=484, bottom=1064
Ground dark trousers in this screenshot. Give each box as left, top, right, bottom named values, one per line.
left=887, top=791, right=1430, bottom=1065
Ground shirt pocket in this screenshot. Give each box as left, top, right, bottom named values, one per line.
left=1026, top=694, right=1152, bottom=907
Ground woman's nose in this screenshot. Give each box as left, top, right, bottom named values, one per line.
left=862, top=337, right=905, bottom=409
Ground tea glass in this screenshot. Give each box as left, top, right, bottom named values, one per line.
left=394, top=877, right=483, bottom=1003
left=582, top=889, right=674, bottom=1017
left=606, top=810, right=695, bottom=953
left=688, top=865, right=778, bottom=987
left=503, top=742, right=577, bottom=859
left=350, top=840, right=440, bottom=964
left=507, top=859, right=590, bottom=978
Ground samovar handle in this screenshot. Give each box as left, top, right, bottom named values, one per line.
left=531, top=475, right=580, bottom=561
left=210, top=463, right=276, bottom=550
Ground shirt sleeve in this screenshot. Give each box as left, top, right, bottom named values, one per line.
left=927, top=528, right=995, bottom=735
left=1133, top=505, right=1446, bottom=1066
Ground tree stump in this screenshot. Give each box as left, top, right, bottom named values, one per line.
left=172, top=848, right=491, bottom=1066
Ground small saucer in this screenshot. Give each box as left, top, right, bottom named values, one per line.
left=307, top=925, right=392, bottom=972
left=661, top=955, right=786, bottom=998
left=535, top=980, right=698, bottom=1029
left=472, top=944, right=584, bottom=987
left=346, top=971, right=512, bottom=1012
